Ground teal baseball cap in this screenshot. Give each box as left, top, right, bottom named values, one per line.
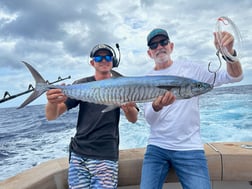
left=147, top=28, right=169, bottom=45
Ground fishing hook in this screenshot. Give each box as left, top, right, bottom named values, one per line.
left=208, top=49, right=222, bottom=87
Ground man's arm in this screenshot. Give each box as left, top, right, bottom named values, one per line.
left=225, top=54, right=243, bottom=78
left=121, top=102, right=139, bottom=123
left=45, top=89, right=68, bottom=120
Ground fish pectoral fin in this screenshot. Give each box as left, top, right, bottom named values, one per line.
left=101, top=105, right=119, bottom=113
left=110, top=70, right=124, bottom=78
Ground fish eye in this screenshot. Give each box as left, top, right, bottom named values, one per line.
left=197, top=83, right=202, bottom=88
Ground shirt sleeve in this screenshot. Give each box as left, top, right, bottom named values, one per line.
left=208, top=69, right=243, bottom=87
left=64, top=98, right=79, bottom=110
left=192, top=62, right=243, bottom=87
left=143, top=102, right=161, bottom=126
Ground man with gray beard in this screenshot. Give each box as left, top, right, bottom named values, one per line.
left=140, top=28, right=243, bottom=189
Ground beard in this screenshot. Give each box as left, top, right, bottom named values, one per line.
left=154, top=49, right=170, bottom=64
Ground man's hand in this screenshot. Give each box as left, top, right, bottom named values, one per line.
left=214, top=31, right=234, bottom=54
left=121, top=102, right=137, bottom=113
left=152, top=91, right=176, bottom=112
left=46, top=88, right=67, bottom=104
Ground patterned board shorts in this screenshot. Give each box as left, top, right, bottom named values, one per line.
left=68, top=152, right=118, bottom=189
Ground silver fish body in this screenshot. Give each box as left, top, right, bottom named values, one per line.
left=58, top=76, right=211, bottom=105
left=18, top=62, right=213, bottom=110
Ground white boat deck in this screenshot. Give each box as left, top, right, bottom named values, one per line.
left=1, top=142, right=252, bottom=189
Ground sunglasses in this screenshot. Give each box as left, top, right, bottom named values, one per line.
left=93, top=55, right=113, bottom=62
left=149, top=39, right=169, bottom=50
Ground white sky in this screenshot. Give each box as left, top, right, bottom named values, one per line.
left=1, top=0, right=252, bottom=108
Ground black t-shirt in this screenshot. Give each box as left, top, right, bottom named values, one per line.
left=65, top=76, right=120, bottom=161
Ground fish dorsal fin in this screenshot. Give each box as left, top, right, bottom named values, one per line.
left=110, top=70, right=124, bottom=78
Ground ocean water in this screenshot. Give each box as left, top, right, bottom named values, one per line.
left=0, top=84, right=252, bottom=181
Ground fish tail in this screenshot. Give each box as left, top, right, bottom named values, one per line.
left=17, top=61, right=49, bottom=109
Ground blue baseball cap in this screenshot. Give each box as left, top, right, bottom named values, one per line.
left=147, top=28, right=169, bottom=45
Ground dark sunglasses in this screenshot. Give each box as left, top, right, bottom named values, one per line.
left=149, top=39, right=169, bottom=50
left=93, top=55, right=113, bottom=62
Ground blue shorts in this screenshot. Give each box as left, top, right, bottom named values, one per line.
left=68, top=152, right=118, bottom=189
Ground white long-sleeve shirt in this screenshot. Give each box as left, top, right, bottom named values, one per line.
left=144, top=60, right=243, bottom=150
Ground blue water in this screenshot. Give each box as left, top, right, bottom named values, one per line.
left=0, top=84, right=252, bottom=181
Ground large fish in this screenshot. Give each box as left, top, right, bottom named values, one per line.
left=18, top=61, right=213, bottom=111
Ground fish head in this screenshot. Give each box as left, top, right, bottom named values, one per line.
left=171, top=81, right=212, bottom=99
left=190, top=81, right=213, bottom=97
